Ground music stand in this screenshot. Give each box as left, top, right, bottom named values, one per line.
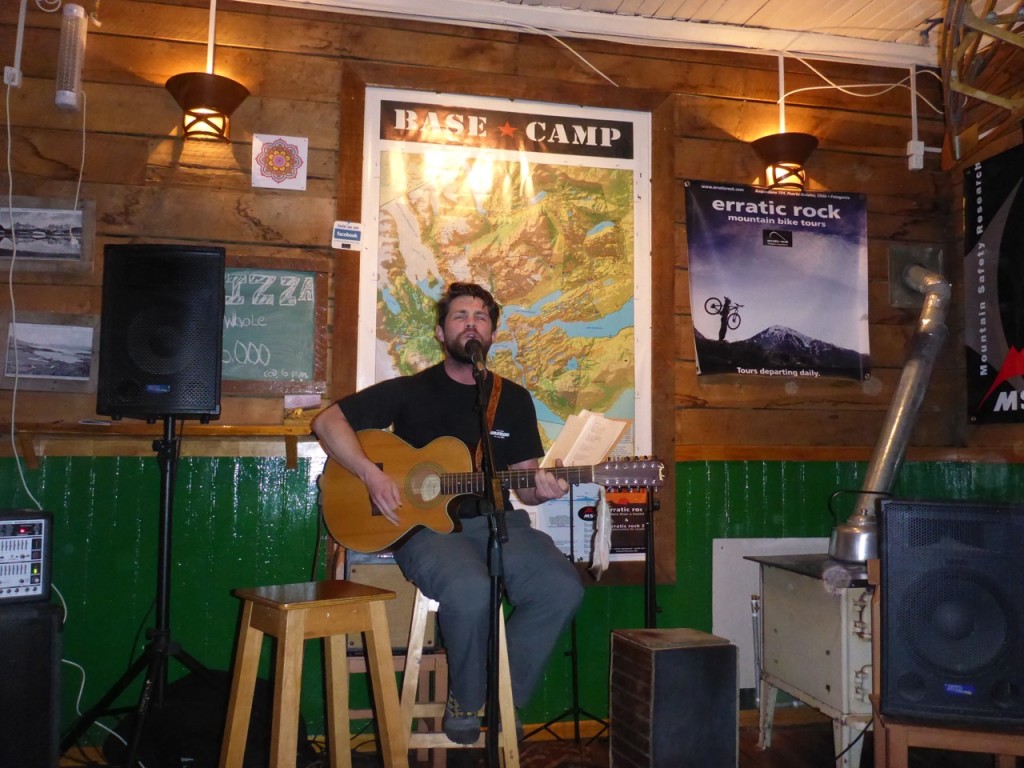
left=60, top=415, right=210, bottom=766
left=526, top=484, right=608, bottom=745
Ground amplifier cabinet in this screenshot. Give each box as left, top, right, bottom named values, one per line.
left=610, top=628, right=738, bottom=768
left=345, top=551, right=436, bottom=652
left=0, top=602, right=61, bottom=768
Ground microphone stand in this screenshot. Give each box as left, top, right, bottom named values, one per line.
left=472, top=364, right=506, bottom=768
left=644, top=488, right=661, bottom=628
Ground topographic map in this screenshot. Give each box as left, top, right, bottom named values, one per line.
left=372, top=150, right=637, bottom=447
left=359, top=89, right=651, bottom=561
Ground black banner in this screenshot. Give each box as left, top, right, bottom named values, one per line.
left=964, top=144, right=1024, bottom=422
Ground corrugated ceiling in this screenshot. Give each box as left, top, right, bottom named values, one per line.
left=235, top=0, right=994, bottom=68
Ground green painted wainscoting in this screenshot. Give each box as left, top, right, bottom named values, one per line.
left=2, top=455, right=1021, bottom=744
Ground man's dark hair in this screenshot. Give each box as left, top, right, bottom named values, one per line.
left=436, top=282, right=501, bottom=327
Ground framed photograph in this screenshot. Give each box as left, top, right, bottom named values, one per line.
left=0, top=196, right=95, bottom=272
left=0, top=311, right=100, bottom=393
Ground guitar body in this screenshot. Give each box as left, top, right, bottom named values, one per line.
left=319, top=430, right=472, bottom=553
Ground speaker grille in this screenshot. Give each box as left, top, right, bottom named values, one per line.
left=97, top=244, right=225, bottom=420
left=880, top=498, right=1024, bottom=726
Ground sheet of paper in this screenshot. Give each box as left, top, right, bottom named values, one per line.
left=542, top=410, right=631, bottom=467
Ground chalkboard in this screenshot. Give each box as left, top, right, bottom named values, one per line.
left=221, top=256, right=329, bottom=395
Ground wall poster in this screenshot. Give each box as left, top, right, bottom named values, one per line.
left=685, top=181, right=870, bottom=380
left=358, top=88, right=653, bottom=563
left=964, top=144, right=1024, bottom=423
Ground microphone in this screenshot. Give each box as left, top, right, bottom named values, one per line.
left=465, top=339, right=486, bottom=373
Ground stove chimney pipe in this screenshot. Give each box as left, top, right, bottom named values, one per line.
left=828, top=264, right=950, bottom=563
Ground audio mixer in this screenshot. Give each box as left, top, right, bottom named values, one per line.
left=0, top=511, right=51, bottom=604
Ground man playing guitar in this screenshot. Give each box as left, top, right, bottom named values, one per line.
left=311, top=282, right=584, bottom=745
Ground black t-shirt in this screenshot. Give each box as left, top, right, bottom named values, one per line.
left=337, top=362, right=544, bottom=514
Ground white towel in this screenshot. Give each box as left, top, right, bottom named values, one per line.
left=589, top=486, right=611, bottom=579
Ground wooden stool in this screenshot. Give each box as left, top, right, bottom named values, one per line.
left=348, top=647, right=448, bottom=767
left=219, top=580, right=408, bottom=768
left=401, top=588, right=519, bottom=767
left=871, top=696, right=1024, bottom=768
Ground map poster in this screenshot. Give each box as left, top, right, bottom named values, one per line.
left=964, top=144, right=1024, bottom=423
left=685, top=181, right=870, bottom=380
left=358, top=88, right=653, bottom=561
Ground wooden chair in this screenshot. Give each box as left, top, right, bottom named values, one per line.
left=401, top=587, right=520, bottom=767
left=868, top=559, right=1024, bottom=768
left=219, top=580, right=407, bottom=768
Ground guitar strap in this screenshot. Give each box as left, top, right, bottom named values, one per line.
left=474, top=372, right=503, bottom=471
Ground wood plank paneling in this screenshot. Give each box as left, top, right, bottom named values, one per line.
left=0, top=0, right=973, bottom=452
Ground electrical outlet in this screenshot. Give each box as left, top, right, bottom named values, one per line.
left=906, top=140, right=925, bottom=171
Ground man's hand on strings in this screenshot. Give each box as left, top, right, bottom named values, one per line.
left=363, top=465, right=402, bottom=525
left=512, top=458, right=569, bottom=506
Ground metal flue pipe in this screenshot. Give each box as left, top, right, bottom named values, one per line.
left=828, top=264, right=951, bottom=563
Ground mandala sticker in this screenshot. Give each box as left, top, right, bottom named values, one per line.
left=252, top=134, right=308, bottom=190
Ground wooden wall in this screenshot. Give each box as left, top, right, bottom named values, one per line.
left=0, top=0, right=1000, bottom=466
left=5, top=0, right=1024, bottom=742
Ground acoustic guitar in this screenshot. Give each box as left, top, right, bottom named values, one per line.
left=319, top=429, right=666, bottom=553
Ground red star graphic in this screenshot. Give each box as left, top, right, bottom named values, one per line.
left=980, top=346, right=1024, bottom=407
left=499, top=121, right=517, bottom=137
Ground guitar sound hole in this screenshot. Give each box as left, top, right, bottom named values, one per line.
left=407, top=463, right=444, bottom=506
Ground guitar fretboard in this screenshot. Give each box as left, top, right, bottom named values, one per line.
left=441, top=466, right=595, bottom=495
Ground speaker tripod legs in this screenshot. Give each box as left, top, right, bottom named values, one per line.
left=61, top=416, right=211, bottom=765
left=59, top=629, right=211, bottom=763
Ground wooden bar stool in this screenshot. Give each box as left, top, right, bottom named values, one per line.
left=348, top=645, right=448, bottom=767
left=400, top=588, right=520, bottom=767
left=219, top=580, right=408, bottom=768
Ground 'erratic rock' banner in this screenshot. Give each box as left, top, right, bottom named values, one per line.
left=685, top=180, right=870, bottom=380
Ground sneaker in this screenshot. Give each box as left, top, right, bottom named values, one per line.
left=443, top=692, right=481, bottom=745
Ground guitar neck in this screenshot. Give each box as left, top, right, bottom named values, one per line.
left=441, top=465, right=594, bottom=495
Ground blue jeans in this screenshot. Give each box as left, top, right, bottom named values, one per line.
left=394, top=509, right=584, bottom=711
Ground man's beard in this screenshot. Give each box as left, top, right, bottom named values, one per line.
left=446, top=336, right=487, bottom=365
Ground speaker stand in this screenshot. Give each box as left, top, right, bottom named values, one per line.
left=524, top=485, right=608, bottom=746
left=60, top=416, right=211, bottom=766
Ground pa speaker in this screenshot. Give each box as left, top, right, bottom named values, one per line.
left=97, top=244, right=225, bottom=421
left=879, top=498, right=1024, bottom=726
left=0, top=603, right=61, bottom=768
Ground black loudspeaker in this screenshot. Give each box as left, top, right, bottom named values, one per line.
left=610, top=628, right=737, bottom=768
left=97, top=244, right=225, bottom=420
left=0, top=603, right=61, bottom=768
left=879, top=498, right=1024, bottom=726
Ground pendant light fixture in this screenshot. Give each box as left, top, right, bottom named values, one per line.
left=751, top=56, right=818, bottom=191
left=165, top=0, right=248, bottom=141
